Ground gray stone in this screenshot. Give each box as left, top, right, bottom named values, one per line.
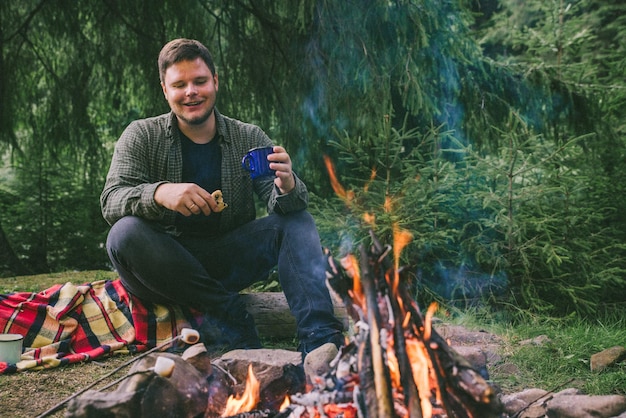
left=500, top=388, right=626, bottom=418
left=501, top=388, right=549, bottom=417
left=437, top=324, right=502, bottom=346
left=435, top=324, right=503, bottom=379
left=547, top=393, right=626, bottom=418
left=590, top=346, right=626, bottom=372
left=65, top=390, right=140, bottom=417
left=64, top=323, right=626, bottom=418
left=214, top=348, right=302, bottom=383
left=519, top=334, right=552, bottom=346
left=491, top=361, right=521, bottom=376
left=67, top=353, right=209, bottom=418
left=213, top=348, right=306, bottom=411
left=303, top=342, right=339, bottom=384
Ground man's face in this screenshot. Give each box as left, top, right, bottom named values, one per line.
left=161, top=57, right=219, bottom=127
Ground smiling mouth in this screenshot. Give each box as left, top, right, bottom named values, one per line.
left=184, top=101, right=203, bottom=107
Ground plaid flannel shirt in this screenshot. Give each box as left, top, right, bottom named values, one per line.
left=101, top=109, right=309, bottom=235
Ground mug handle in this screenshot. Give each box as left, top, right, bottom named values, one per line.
left=242, top=153, right=255, bottom=171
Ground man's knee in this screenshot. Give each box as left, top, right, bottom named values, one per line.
left=282, top=210, right=317, bottom=231
left=106, top=216, right=152, bottom=252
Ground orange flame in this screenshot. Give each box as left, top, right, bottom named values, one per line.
left=424, top=302, right=438, bottom=341
left=406, top=338, right=437, bottom=417
left=279, top=395, right=290, bottom=411
left=388, top=317, right=442, bottom=418
left=323, top=154, right=450, bottom=417
left=386, top=338, right=402, bottom=389
left=392, top=223, right=413, bottom=273
left=323, top=155, right=354, bottom=205
left=384, top=195, right=393, bottom=213
left=340, top=254, right=365, bottom=312
left=388, top=223, right=413, bottom=315
left=222, top=364, right=259, bottom=417
left=386, top=223, right=446, bottom=417
left=363, top=212, right=376, bottom=226
left=363, top=168, right=377, bottom=192
left=323, top=402, right=359, bottom=418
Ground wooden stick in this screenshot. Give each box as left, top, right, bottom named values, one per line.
left=359, top=244, right=395, bottom=418
left=369, top=232, right=423, bottom=417
left=35, top=335, right=183, bottom=418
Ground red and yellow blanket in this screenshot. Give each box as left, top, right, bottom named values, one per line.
left=0, top=279, right=203, bottom=374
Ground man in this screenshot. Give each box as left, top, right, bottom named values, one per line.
left=101, top=38, right=344, bottom=357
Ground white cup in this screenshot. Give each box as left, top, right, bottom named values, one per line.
left=0, top=334, right=23, bottom=364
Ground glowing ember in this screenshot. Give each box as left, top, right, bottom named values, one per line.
left=323, top=403, right=358, bottom=417
left=221, top=364, right=259, bottom=417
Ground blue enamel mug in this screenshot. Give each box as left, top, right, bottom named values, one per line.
left=242, top=146, right=275, bottom=179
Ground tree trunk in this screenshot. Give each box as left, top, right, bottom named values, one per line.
left=0, top=221, right=31, bottom=277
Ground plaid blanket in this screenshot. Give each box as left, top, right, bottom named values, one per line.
left=0, top=279, right=204, bottom=374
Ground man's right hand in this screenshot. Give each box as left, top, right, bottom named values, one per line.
left=154, top=183, right=219, bottom=216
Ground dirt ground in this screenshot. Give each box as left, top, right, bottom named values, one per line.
left=0, top=342, right=297, bottom=417
left=0, top=355, right=133, bottom=418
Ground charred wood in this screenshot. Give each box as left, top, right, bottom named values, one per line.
left=369, top=238, right=424, bottom=417
left=360, top=244, right=395, bottom=417
left=205, top=363, right=236, bottom=417
left=290, top=389, right=355, bottom=406
left=221, top=410, right=273, bottom=418
left=325, top=230, right=504, bottom=417
left=357, top=331, right=378, bottom=418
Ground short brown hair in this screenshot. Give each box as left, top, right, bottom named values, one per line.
left=158, top=38, right=216, bottom=83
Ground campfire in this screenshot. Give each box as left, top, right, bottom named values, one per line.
left=214, top=227, right=503, bottom=418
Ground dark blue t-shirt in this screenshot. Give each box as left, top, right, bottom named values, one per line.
left=175, top=134, right=222, bottom=236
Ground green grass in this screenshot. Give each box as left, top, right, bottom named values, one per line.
left=0, top=270, right=118, bottom=294
left=447, top=306, right=626, bottom=396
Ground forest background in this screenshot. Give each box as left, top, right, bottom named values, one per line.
left=1, top=0, right=625, bottom=319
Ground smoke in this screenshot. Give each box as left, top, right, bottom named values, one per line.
left=299, top=1, right=515, bottom=306
left=426, top=260, right=508, bottom=305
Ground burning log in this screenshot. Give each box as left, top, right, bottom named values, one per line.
left=358, top=243, right=395, bottom=417
left=321, top=229, right=504, bottom=418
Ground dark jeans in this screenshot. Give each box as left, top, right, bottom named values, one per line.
left=105, top=211, right=343, bottom=352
